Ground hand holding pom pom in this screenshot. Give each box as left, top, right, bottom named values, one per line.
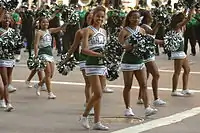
left=164, top=30, right=182, bottom=52
left=27, top=55, right=47, bottom=71
left=56, top=54, right=78, bottom=76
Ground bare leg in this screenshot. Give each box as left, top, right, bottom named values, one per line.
left=135, top=68, right=149, bottom=108
left=0, top=76, right=4, bottom=100
left=182, top=58, right=190, bottom=90
left=83, top=75, right=102, bottom=123
left=26, top=69, right=37, bottom=81
left=7, top=67, right=13, bottom=85
left=172, top=59, right=183, bottom=92
left=38, top=63, right=52, bottom=93
left=145, top=61, right=160, bottom=100
left=81, top=70, right=91, bottom=103
left=122, top=71, right=134, bottom=109
left=0, top=67, right=10, bottom=104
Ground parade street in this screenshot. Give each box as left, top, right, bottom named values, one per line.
left=0, top=48, right=200, bottom=133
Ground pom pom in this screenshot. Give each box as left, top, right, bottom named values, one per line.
left=104, top=34, right=123, bottom=81
left=106, top=64, right=120, bottom=81
left=61, top=5, right=80, bottom=25
left=104, top=35, right=123, bottom=64
left=143, top=35, right=156, bottom=59
left=27, top=56, right=35, bottom=70
left=107, top=9, right=126, bottom=28
left=151, top=5, right=171, bottom=27
left=56, top=54, right=78, bottom=76
left=177, top=0, right=198, bottom=9
left=27, top=55, right=47, bottom=71
left=36, top=9, right=51, bottom=19
left=129, top=33, right=156, bottom=59
left=164, top=30, right=182, bottom=52
left=0, top=0, right=19, bottom=10
left=0, top=28, right=23, bottom=59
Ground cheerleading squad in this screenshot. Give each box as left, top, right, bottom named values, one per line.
left=0, top=3, right=197, bottom=131
left=59, top=6, right=195, bottom=130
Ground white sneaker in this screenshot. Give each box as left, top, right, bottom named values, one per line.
left=124, top=107, right=134, bottom=116
left=182, top=89, right=193, bottom=96
left=48, top=92, right=56, bottom=99
left=8, top=85, right=17, bottom=93
left=92, top=122, right=109, bottom=130
left=34, top=83, right=40, bottom=96
left=41, top=84, right=47, bottom=91
left=25, top=81, right=32, bottom=88
left=153, top=99, right=166, bottom=106
left=0, top=99, right=6, bottom=108
left=137, top=99, right=144, bottom=104
left=79, top=116, right=90, bottom=129
left=5, top=103, right=14, bottom=112
left=145, top=107, right=157, bottom=116
left=103, top=88, right=114, bottom=93
left=171, top=91, right=185, bottom=97
left=15, top=55, right=21, bottom=62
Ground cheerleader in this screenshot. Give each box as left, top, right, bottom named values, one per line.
left=137, top=10, right=166, bottom=106
left=0, top=13, right=15, bottom=111
left=79, top=6, right=109, bottom=130
left=25, top=21, right=46, bottom=91
left=169, top=8, right=194, bottom=96
left=67, top=11, right=94, bottom=114
left=118, top=10, right=157, bottom=116
left=33, top=16, right=66, bottom=99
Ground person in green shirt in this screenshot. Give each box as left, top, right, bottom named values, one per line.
left=12, top=9, right=22, bottom=62
left=184, top=14, right=197, bottom=56
left=194, top=7, right=200, bottom=50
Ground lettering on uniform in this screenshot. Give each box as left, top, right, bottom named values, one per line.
left=91, top=33, right=106, bottom=45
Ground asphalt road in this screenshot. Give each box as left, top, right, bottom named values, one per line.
left=0, top=47, right=200, bottom=133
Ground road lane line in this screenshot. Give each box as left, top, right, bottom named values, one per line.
left=15, top=64, right=200, bottom=74
left=158, top=69, right=200, bottom=74
left=12, top=80, right=200, bottom=93
left=111, top=107, right=200, bottom=133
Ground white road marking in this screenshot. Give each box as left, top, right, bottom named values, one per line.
left=159, top=69, right=200, bottom=74
left=15, top=64, right=200, bottom=74
left=111, top=107, right=200, bottom=133
left=12, top=80, right=200, bottom=93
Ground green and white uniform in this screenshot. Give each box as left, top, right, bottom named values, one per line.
left=85, top=26, right=107, bottom=76
left=0, top=28, right=15, bottom=68
left=171, top=30, right=186, bottom=60
left=38, top=30, right=54, bottom=62
left=79, top=48, right=88, bottom=70
left=121, top=26, right=145, bottom=71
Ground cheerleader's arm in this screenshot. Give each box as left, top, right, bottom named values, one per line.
left=34, top=31, right=42, bottom=57
left=48, top=23, right=68, bottom=34
left=67, top=29, right=82, bottom=59
left=141, top=23, right=160, bottom=35
left=177, top=8, right=194, bottom=29
left=118, top=29, right=132, bottom=51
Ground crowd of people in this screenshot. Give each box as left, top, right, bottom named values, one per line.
left=0, top=0, right=200, bottom=131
